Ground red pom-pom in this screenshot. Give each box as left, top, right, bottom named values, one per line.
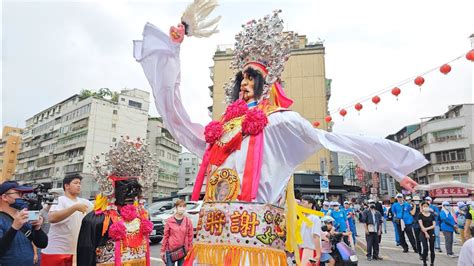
left=204, top=121, right=224, bottom=144
left=224, top=100, right=248, bottom=122
left=120, top=205, right=138, bottom=222
left=140, top=219, right=154, bottom=235
left=109, top=222, right=127, bottom=241
left=242, top=109, right=268, bottom=135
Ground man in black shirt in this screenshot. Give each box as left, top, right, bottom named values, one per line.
left=363, top=199, right=383, bottom=261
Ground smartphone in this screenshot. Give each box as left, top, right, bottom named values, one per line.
left=28, top=210, right=40, bottom=221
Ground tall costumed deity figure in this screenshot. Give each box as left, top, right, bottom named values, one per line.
left=76, top=137, right=158, bottom=266
left=134, top=1, right=428, bottom=264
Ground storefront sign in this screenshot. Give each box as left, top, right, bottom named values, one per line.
left=433, top=162, right=472, bottom=173
left=429, top=187, right=472, bottom=197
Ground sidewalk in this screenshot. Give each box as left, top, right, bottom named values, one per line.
left=354, top=220, right=461, bottom=265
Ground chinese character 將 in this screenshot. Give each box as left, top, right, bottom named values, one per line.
left=205, top=210, right=226, bottom=236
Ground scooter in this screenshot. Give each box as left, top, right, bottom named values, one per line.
left=319, top=233, right=358, bottom=266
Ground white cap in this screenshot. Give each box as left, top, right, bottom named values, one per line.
left=344, top=201, right=350, bottom=205
left=368, top=199, right=375, bottom=204
left=413, top=195, right=421, bottom=201
left=323, top=201, right=330, bottom=206
left=405, top=196, right=412, bottom=200
left=396, top=193, right=403, bottom=198
left=457, top=201, right=466, bottom=208
left=330, top=201, right=340, bottom=206
left=442, top=201, right=450, bottom=206
left=425, top=196, right=432, bottom=201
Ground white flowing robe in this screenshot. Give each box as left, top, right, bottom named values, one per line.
left=134, top=23, right=429, bottom=204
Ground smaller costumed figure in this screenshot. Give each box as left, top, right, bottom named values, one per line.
left=76, top=137, right=158, bottom=266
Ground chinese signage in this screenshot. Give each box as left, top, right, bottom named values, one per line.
left=429, top=187, right=472, bottom=197
left=356, top=166, right=365, bottom=182
left=433, top=162, right=472, bottom=173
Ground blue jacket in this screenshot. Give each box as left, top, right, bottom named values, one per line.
left=439, top=210, right=455, bottom=232
left=429, top=204, right=440, bottom=222
left=331, top=209, right=348, bottom=232
left=392, top=202, right=414, bottom=225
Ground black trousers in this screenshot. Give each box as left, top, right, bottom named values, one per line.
left=413, top=227, right=422, bottom=255
left=420, top=230, right=435, bottom=264
left=366, top=232, right=380, bottom=258
left=396, top=223, right=417, bottom=251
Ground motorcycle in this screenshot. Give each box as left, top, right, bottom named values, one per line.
left=319, top=232, right=358, bottom=266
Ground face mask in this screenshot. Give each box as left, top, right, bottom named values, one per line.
left=414, top=201, right=420, bottom=205
left=445, top=206, right=451, bottom=211
left=423, top=207, right=430, bottom=212
left=176, top=207, right=186, bottom=215
left=9, top=198, right=29, bottom=210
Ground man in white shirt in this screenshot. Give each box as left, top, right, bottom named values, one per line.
left=41, top=175, right=92, bottom=265
left=299, top=195, right=322, bottom=265
left=458, top=238, right=474, bottom=266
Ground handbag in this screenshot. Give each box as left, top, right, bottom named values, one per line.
left=167, top=246, right=187, bottom=262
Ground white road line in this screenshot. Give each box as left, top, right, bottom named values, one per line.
left=151, top=257, right=163, bottom=262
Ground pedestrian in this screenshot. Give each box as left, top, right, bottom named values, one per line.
left=455, top=201, right=467, bottom=244
left=320, top=216, right=337, bottom=266
left=463, top=201, right=474, bottom=240
left=298, top=195, right=322, bottom=265
left=418, top=201, right=436, bottom=266
left=321, top=201, right=330, bottom=216
left=41, top=175, right=92, bottom=265
left=330, top=201, right=350, bottom=245
left=362, top=199, right=383, bottom=261
left=458, top=238, right=474, bottom=266
left=0, top=181, right=48, bottom=266
left=425, top=196, right=442, bottom=252
left=161, top=199, right=194, bottom=266
left=392, top=193, right=417, bottom=253
left=382, top=200, right=390, bottom=234
left=344, top=201, right=357, bottom=245
left=388, top=201, right=401, bottom=246
left=440, top=201, right=458, bottom=258
left=411, top=195, right=423, bottom=260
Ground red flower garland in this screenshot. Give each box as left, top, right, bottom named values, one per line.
left=109, top=222, right=127, bottom=241
left=120, top=205, right=138, bottom=222
left=204, top=121, right=224, bottom=144
left=242, top=109, right=268, bottom=135
left=140, top=219, right=154, bottom=235
left=223, top=100, right=248, bottom=122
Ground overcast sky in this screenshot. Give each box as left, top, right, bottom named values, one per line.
left=2, top=0, right=473, bottom=138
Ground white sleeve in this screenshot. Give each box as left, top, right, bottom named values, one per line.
left=266, top=111, right=429, bottom=182
left=134, top=23, right=207, bottom=158
left=311, top=215, right=322, bottom=237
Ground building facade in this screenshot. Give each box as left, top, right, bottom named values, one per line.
left=209, top=35, right=332, bottom=173
left=15, top=89, right=150, bottom=198
left=387, top=104, right=474, bottom=187
left=147, top=117, right=182, bottom=198
left=178, top=152, right=202, bottom=189
left=0, top=127, right=23, bottom=182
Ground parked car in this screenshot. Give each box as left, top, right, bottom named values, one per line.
left=151, top=201, right=204, bottom=239
left=147, top=201, right=174, bottom=216
left=149, top=215, right=164, bottom=244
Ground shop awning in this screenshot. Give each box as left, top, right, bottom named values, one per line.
left=433, top=197, right=473, bottom=204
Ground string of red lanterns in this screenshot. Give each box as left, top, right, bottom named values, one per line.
left=312, top=49, right=474, bottom=127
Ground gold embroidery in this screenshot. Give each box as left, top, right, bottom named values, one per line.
left=204, top=168, right=240, bottom=202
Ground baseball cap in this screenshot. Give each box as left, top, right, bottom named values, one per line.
left=425, top=196, right=432, bottom=201
left=442, top=201, right=450, bottom=206
left=344, top=201, right=350, bottom=205
left=0, top=181, right=33, bottom=196
left=330, top=201, right=340, bottom=206
left=368, top=199, right=375, bottom=204
left=457, top=201, right=466, bottom=208
left=405, top=196, right=412, bottom=200
left=396, top=193, right=403, bottom=198
left=413, top=195, right=421, bottom=201
left=323, top=201, right=330, bottom=206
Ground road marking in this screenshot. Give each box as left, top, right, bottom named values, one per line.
left=151, top=257, right=163, bottom=262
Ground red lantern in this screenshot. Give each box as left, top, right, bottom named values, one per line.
left=440, top=64, right=451, bottom=75
left=325, top=116, right=332, bottom=123
left=313, top=121, right=320, bottom=127
left=371, top=96, right=381, bottom=110
left=466, top=50, right=474, bottom=61
left=339, top=109, right=347, bottom=117
left=391, top=87, right=401, bottom=100
left=354, top=103, right=363, bottom=115
left=414, top=76, right=425, bottom=91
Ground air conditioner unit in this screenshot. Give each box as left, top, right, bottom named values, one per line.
left=68, top=158, right=73, bottom=162
left=77, top=156, right=83, bottom=161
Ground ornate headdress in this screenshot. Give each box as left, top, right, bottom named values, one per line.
left=224, top=10, right=299, bottom=104
left=90, top=136, right=158, bottom=197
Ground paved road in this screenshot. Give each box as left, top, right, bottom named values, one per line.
left=149, top=220, right=466, bottom=265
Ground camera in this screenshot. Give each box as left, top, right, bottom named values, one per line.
left=23, top=183, right=56, bottom=211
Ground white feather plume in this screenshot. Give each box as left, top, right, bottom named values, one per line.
left=181, top=0, right=221, bottom=38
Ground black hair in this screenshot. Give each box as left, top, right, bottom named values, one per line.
left=230, top=67, right=265, bottom=103
left=63, top=174, right=83, bottom=191
left=421, top=201, right=430, bottom=207
left=301, top=195, right=317, bottom=210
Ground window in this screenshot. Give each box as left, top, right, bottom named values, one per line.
left=185, top=167, right=191, bottom=174
left=113, top=110, right=118, bottom=115
left=121, top=98, right=125, bottom=101
left=453, top=174, right=468, bottom=183
left=112, top=137, right=117, bottom=142
left=159, top=150, right=165, bottom=157
left=435, top=149, right=465, bottom=163
left=128, top=100, right=142, bottom=109
left=112, top=123, right=116, bottom=129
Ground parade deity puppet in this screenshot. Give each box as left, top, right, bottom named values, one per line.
left=134, top=1, right=428, bottom=264
left=76, top=137, right=158, bottom=266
